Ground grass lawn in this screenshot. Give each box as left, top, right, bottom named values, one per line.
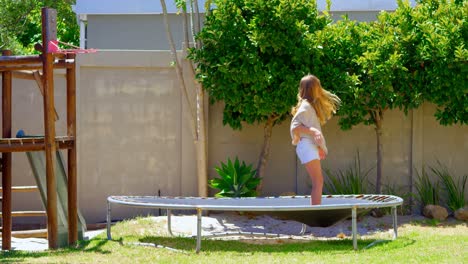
left=1, top=216, right=466, bottom=264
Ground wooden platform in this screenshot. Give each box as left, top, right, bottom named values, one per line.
left=0, top=136, right=74, bottom=152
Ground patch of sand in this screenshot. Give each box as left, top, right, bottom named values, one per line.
left=149, top=212, right=431, bottom=244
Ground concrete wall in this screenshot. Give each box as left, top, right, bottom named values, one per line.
left=75, top=51, right=198, bottom=222
left=1, top=50, right=467, bottom=225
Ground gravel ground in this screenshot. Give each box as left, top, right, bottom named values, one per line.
left=2, top=229, right=105, bottom=251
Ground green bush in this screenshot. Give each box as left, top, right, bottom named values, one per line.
left=208, top=157, right=260, bottom=198
left=414, top=167, right=440, bottom=209
left=430, top=162, right=467, bottom=212
left=0, top=0, right=79, bottom=54
left=323, top=152, right=372, bottom=195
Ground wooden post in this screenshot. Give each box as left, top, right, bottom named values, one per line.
left=66, top=53, right=78, bottom=245
left=1, top=50, right=13, bottom=250
left=41, top=7, right=58, bottom=249
left=33, top=71, right=59, bottom=121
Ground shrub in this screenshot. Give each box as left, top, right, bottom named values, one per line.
left=430, top=162, right=467, bottom=212
left=414, top=167, right=440, bottom=209
left=208, top=157, right=260, bottom=198
left=323, top=152, right=372, bottom=195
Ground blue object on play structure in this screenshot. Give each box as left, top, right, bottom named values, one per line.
left=16, top=129, right=25, bottom=138
left=16, top=129, right=43, bottom=138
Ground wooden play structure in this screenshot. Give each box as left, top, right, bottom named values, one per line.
left=0, top=8, right=80, bottom=250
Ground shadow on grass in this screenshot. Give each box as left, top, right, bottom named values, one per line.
left=137, top=235, right=415, bottom=253
left=0, top=238, right=112, bottom=263
left=0, top=235, right=417, bottom=262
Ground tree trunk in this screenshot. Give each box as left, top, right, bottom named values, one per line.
left=161, top=0, right=208, bottom=197
left=255, top=115, right=276, bottom=194
left=374, top=110, right=384, bottom=194
left=195, top=83, right=208, bottom=197
left=160, top=0, right=196, bottom=136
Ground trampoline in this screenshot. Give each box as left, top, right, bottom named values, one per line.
left=107, top=194, right=403, bottom=252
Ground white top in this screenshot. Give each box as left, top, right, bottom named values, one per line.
left=290, top=100, right=328, bottom=154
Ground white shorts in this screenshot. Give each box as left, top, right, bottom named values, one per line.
left=296, top=138, right=319, bottom=164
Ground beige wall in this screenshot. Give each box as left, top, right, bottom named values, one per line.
left=1, top=50, right=467, bottom=224
left=75, top=51, right=198, bottom=222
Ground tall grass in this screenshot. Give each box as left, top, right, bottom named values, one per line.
left=414, top=167, right=440, bottom=209
left=430, top=162, right=467, bottom=212
left=324, top=151, right=372, bottom=195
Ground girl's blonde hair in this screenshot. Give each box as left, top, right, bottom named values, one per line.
left=291, top=74, right=341, bottom=125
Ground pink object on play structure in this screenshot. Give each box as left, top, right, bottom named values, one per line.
left=47, top=40, right=97, bottom=54
left=48, top=40, right=60, bottom=53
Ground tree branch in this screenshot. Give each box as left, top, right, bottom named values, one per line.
left=160, top=0, right=196, bottom=137
left=193, top=0, right=202, bottom=48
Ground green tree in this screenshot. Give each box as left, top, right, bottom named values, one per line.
left=189, top=0, right=329, bottom=193
left=406, top=0, right=467, bottom=125
left=313, top=0, right=466, bottom=194
left=312, top=17, right=408, bottom=194
left=0, top=0, right=78, bottom=54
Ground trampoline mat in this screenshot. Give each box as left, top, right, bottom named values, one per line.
left=108, top=194, right=403, bottom=227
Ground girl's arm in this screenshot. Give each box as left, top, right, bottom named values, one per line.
left=318, top=147, right=327, bottom=160
left=291, top=124, right=324, bottom=146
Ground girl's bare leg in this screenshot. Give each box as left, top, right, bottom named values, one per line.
left=304, top=159, right=323, bottom=205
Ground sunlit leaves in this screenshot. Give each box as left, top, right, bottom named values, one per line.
left=0, top=0, right=78, bottom=54
left=314, top=0, right=467, bottom=128
left=189, top=0, right=328, bottom=130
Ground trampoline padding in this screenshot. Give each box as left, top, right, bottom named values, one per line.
left=107, top=195, right=403, bottom=227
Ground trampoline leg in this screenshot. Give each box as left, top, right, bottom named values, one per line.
left=167, top=209, right=174, bottom=236
left=107, top=201, right=112, bottom=240
left=196, top=208, right=202, bottom=253
left=392, top=206, right=398, bottom=240
left=352, top=206, right=358, bottom=250
left=299, top=224, right=307, bottom=235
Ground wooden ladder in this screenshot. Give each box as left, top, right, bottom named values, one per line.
left=0, top=160, right=47, bottom=238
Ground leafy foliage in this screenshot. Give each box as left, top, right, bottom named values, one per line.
left=312, top=0, right=467, bottom=193
left=313, top=0, right=467, bottom=129
left=323, top=152, right=372, bottom=195
left=430, top=162, right=467, bottom=212
left=310, top=18, right=368, bottom=130
left=208, top=157, right=260, bottom=197
left=192, top=0, right=466, bottom=195
left=408, top=0, right=468, bottom=125
left=189, top=0, right=329, bottom=129
left=0, top=0, right=79, bottom=54
left=414, top=168, right=440, bottom=209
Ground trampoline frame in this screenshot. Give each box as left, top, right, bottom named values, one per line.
left=106, top=194, right=403, bottom=252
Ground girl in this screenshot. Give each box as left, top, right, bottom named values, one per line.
left=290, top=74, right=341, bottom=205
